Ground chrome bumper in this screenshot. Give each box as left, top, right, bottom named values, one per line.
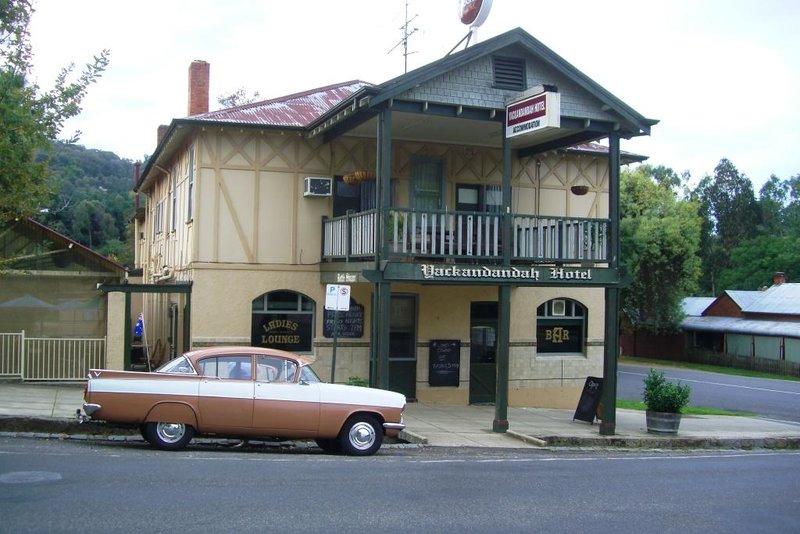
left=76, top=403, right=101, bottom=423
left=383, top=422, right=406, bottom=431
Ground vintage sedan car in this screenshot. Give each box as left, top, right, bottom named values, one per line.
left=78, top=346, right=406, bottom=456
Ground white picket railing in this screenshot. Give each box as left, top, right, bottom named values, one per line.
left=0, top=331, right=106, bottom=381
left=322, top=208, right=609, bottom=262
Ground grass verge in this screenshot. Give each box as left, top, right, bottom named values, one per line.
left=620, top=356, right=800, bottom=382
left=616, top=398, right=753, bottom=417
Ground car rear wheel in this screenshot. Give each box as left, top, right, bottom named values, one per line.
left=339, top=414, right=382, bottom=456
left=144, top=422, right=195, bottom=451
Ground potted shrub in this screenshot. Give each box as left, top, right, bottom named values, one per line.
left=642, top=368, right=691, bottom=434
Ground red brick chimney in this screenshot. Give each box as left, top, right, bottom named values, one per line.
left=773, top=272, right=787, bottom=286
left=157, top=125, right=169, bottom=145
left=188, top=60, right=210, bottom=116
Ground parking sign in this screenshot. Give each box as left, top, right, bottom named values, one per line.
left=325, top=284, right=351, bottom=311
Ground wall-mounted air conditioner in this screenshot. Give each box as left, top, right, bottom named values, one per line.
left=304, top=176, right=332, bottom=197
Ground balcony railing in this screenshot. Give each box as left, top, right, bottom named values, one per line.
left=322, top=208, right=609, bottom=264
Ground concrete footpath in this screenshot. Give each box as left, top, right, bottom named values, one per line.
left=1, top=382, right=799, bottom=450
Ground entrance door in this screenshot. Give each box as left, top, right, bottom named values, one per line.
left=469, top=302, right=497, bottom=404
left=388, top=295, right=417, bottom=400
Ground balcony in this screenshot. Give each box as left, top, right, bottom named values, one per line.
left=322, top=208, right=609, bottom=265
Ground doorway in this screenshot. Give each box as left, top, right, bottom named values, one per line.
left=388, top=294, right=417, bottom=400
left=469, top=301, right=497, bottom=404
left=411, top=157, right=443, bottom=211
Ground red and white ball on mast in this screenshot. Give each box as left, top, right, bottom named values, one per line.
left=458, top=0, right=493, bottom=44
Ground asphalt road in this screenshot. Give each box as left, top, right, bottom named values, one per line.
left=618, top=364, right=800, bottom=423
left=1, top=438, right=799, bottom=533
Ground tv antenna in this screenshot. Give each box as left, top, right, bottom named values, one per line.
left=388, top=0, right=418, bottom=73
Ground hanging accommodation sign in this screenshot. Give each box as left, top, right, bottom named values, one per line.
left=505, top=89, right=560, bottom=139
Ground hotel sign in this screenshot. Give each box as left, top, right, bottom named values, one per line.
left=505, top=91, right=560, bottom=139
left=420, top=264, right=595, bottom=282
left=360, top=264, right=625, bottom=286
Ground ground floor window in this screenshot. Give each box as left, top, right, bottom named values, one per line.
left=251, top=290, right=315, bottom=353
left=536, top=298, right=586, bottom=355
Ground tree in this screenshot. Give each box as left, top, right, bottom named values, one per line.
left=217, top=88, right=261, bottom=108
left=620, top=167, right=702, bottom=334
left=758, top=173, right=800, bottom=237
left=693, top=159, right=760, bottom=294
left=642, top=163, right=691, bottom=195
left=716, top=235, right=800, bottom=290
left=0, top=0, right=109, bottom=221
left=758, top=175, right=788, bottom=235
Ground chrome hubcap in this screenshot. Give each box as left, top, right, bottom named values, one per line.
left=348, top=421, right=376, bottom=451
left=156, top=423, right=185, bottom=444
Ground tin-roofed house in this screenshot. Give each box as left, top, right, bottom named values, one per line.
left=126, top=27, right=657, bottom=434
left=0, top=217, right=126, bottom=380
left=683, top=273, right=800, bottom=374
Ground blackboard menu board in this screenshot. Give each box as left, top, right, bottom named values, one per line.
left=429, top=340, right=460, bottom=387
left=323, top=301, right=364, bottom=338
left=573, top=376, right=603, bottom=424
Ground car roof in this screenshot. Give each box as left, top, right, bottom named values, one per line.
left=182, top=346, right=314, bottom=366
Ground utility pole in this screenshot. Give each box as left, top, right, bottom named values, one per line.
left=388, top=0, right=418, bottom=73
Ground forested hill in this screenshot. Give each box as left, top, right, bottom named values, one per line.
left=35, top=142, right=137, bottom=267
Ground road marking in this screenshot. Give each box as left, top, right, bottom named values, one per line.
left=620, top=371, right=800, bottom=396
left=0, top=471, right=62, bottom=483
left=417, top=451, right=800, bottom=464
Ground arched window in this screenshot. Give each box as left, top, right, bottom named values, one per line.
left=536, top=298, right=586, bottom=355
left=251, top=291, right=315, bottom=353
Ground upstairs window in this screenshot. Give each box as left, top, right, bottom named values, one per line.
left=154, top=200, right=164, bottom=235
left=170, top=172, right=177, bottom=232
left=492, top=56, right=526, bottom=91
left=186, top=146, right=195, bottom=222
left=456, top=184, right=502, bottom=213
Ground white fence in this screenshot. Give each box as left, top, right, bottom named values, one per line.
left=322, top=208, right=610, bottom=262
left=0, top=331, right=106, bottom=381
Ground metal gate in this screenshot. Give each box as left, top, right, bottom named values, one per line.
left=0, top=331, right=106, bottom=381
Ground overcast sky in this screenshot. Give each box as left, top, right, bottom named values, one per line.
left=28, top=0, right=800, bottom=189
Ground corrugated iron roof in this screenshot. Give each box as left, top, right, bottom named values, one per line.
left=562, top=142, right=647, bottom=163
left=724, top=290, right=761, bottom=310
left=191, top=80, right=372, bottom=127
left=682, top=297, right=715, bottom=316
left=682, top=316, right=800, bottom=338
left=5, top=217, right=126, bottom=274
left=742, top=283, right=800, bottom=315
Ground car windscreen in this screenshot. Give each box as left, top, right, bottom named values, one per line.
left=300, top=364, right=321, bottom=383
left=155, top=356, right=196, bottom=374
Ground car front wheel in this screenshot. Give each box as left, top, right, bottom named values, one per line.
left=339, top=414, right=382, bottom=456
left=315, top=438, right=342, bottom=454
left=144, top=422, right=195, bottom=451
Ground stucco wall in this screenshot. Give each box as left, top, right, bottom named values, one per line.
left=136, top=127, right=613, bottom=408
